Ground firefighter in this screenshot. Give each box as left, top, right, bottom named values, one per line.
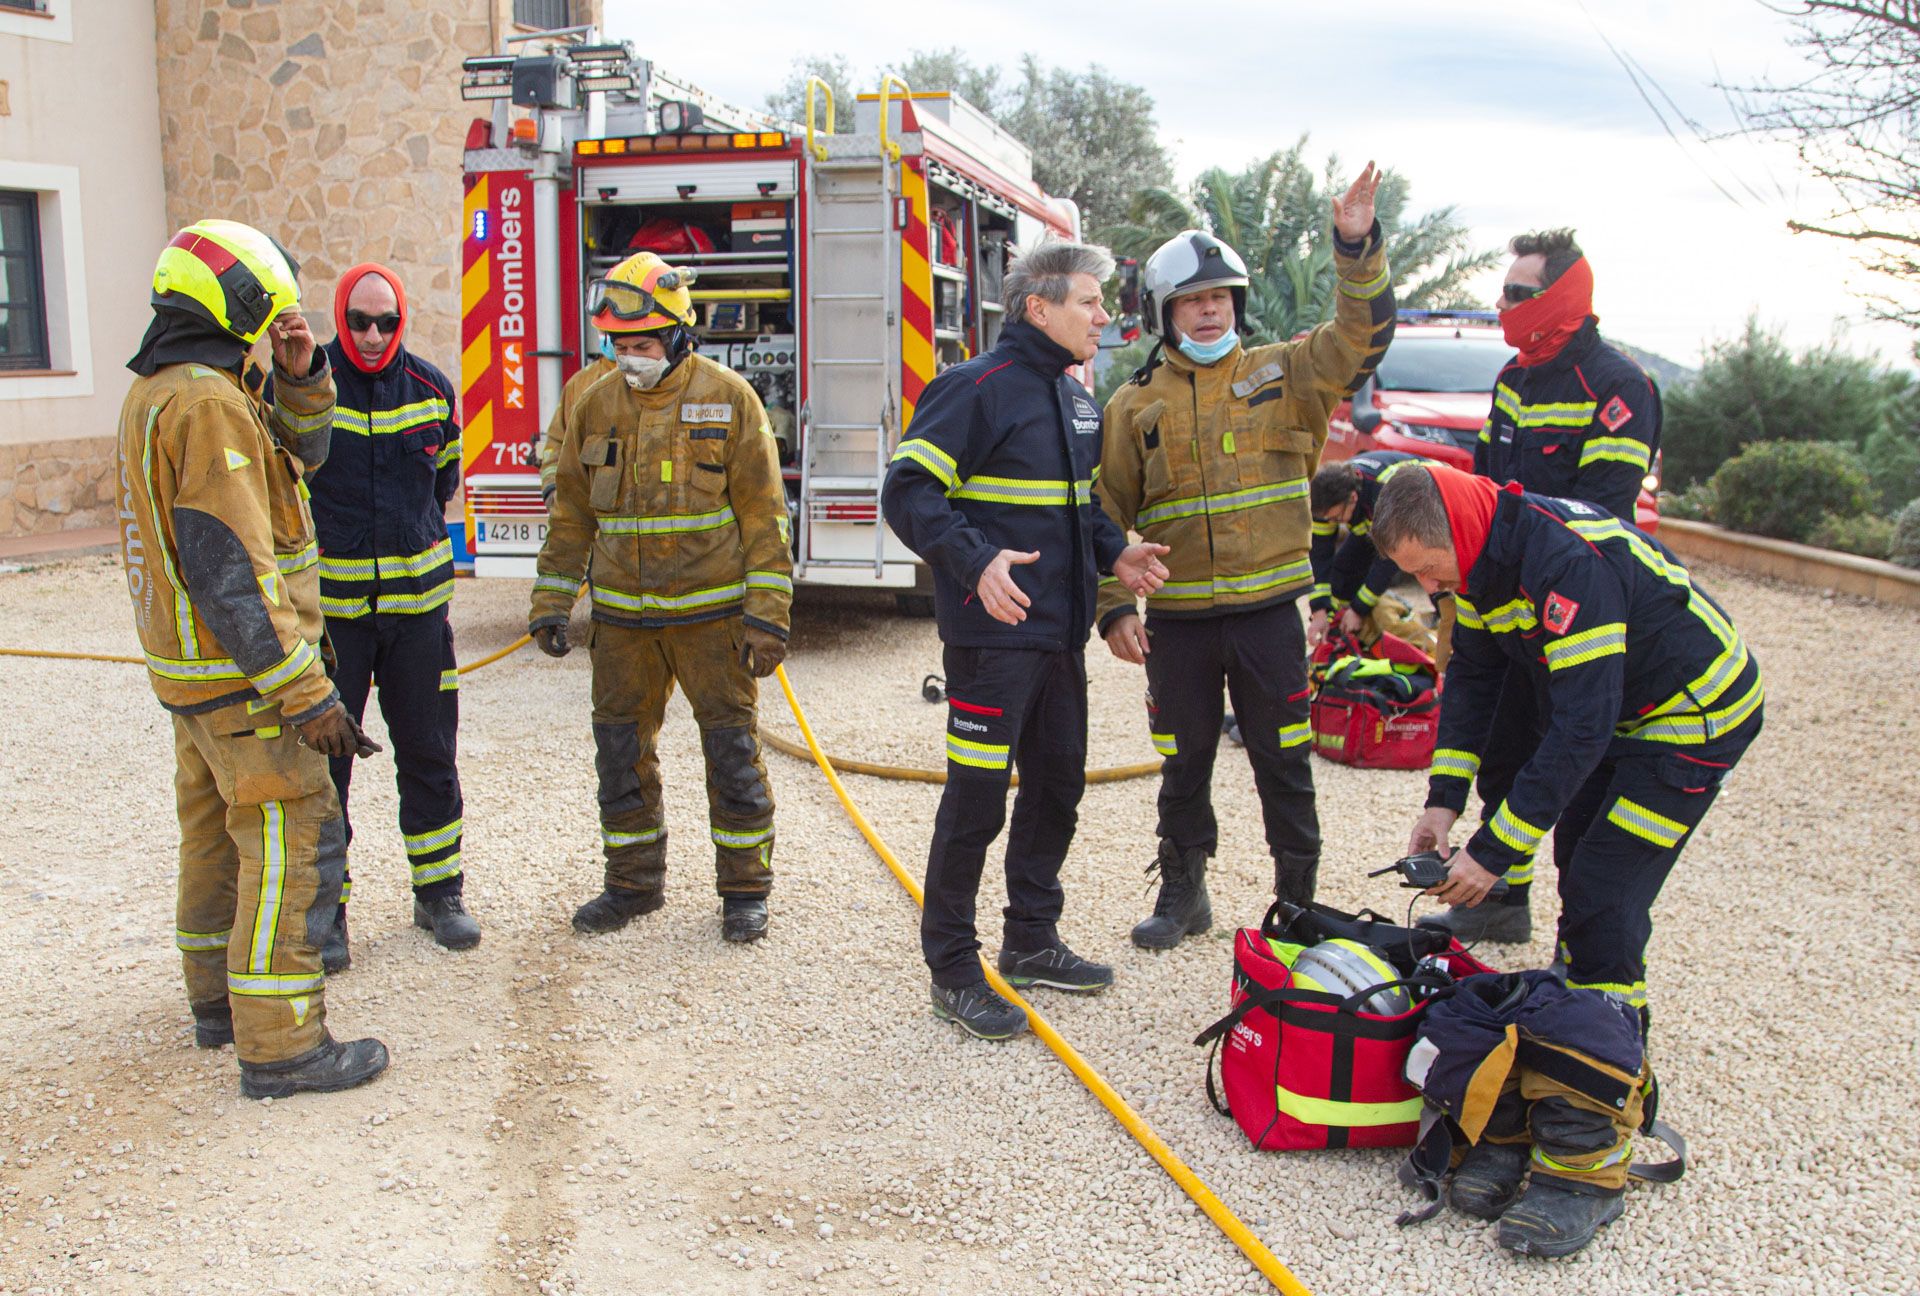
left=306, top=263, right=478, bottom=969
left=1306, top=449, right=1424, bottom=649
left=530, top=251, right=792, bottom=943
left=119, top=219, right=388, bottom=1097
left=882, top=240, right=1171, bottom=1040
left=1096, top=166, right=1396, bottom=951
left=1374, top=462, right=1761, bottom=1250
left=1429, top=228, right=1666, bottom=945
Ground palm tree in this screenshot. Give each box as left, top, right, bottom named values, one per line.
left=1100, top=138, right=1500, bottom=344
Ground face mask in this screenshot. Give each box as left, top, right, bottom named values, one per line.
left=1177, top=329, right=1238, bottom=365
left=598, top=337, right=615, bottom=361
left=617, top=353, right=669, bottom=390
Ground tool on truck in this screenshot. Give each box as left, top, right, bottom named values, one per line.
left=455, top=27, right=1085, bottom=610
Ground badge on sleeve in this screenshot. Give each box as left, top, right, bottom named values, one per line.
left=1543, top=591, right=1581, bottom=634
left=1599, top=395, right=1633, bottom=431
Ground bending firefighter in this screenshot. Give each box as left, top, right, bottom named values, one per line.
left=530, top=251, right=792, bottom=943
left=118, top=219, right=388, bottom=1097
left=1096, top=164, right=1396, bottom=949
left=307, top=262, right=478, bottom=968
left=1374, top=463, right=1761, bottom=1251
left=1307, top=449, right=1426, bottom=647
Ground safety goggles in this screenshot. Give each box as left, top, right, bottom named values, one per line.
left=587, top=269, right=693, bottom=322
left=1500, top=282, right=1542, bottom=305
left=345, top=310, right=402, bottom=333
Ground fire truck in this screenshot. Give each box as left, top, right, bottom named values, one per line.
left=455, top=30, right=1086, bottom=601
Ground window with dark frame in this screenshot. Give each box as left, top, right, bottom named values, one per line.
left=511, top=0, right=571, bottom=28
left=0, top=190, right=51, bottom=373
left=0, top=1, right=51, bottom=14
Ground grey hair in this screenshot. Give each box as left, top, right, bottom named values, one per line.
left=1003, top=239, right=1116, bottom=324
left=1371, top=465, right=1452, bottom=557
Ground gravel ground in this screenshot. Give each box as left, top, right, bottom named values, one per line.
left=0, top=554, right=1915, bottom=1296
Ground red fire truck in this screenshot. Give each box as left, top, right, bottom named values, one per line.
left=456, top=32, right=1084, bottom=602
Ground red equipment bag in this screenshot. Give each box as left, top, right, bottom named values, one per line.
left=1194, top=901, right=1497, bottom=1152
left=627, top=218, right=718, bottom=255
left=1310, top=631, right=1440, bottom=770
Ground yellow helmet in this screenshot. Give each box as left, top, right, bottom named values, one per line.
left=151, top=219, right=301, bottom=346
left=588, top=251, right=696, bottom=334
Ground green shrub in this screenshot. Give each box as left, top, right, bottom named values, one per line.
left=1659, top=481, right=1716, bottom=522
left=1891, top=499, right=1920, bottom=570
left=1708, top=440, right=1872, bottom=542
left=1861, top=425, right=1920, bottom=514
left=1808, top=511, right=1894, bottom=559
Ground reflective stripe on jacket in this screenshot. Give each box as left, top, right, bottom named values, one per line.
left=116, top=355, right=339, bottom=723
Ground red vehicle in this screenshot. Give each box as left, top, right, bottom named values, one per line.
left=1322, top=309, right=1659, bottom=532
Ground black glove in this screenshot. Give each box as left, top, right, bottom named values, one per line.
left=738, top=626, right=787, bottom=678
left=534, top=623, right=570, bottom=658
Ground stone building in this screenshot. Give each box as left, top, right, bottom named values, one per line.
left=0, top=0, right=600, bottom=540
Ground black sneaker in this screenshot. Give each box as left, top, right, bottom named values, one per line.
left=721, top=896, right=768, bottom=943
left=996, top=941, right=1114, bottom=993
left=929, top=981, right=1028, bottom=1040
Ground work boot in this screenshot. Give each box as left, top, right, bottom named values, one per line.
left=1496, top=1178, right=1625, bottom=1257
left=996, top=940, right=1114, bottom=993
left=320, top=906, right=350, bottom=974
left=238, top=1032, right=390, bottom=1100
left=413, top=892, right=482, bottom=950
left=1420, top=899, right=1532, bottom=944
left=1448, top=1141, right=1530, bottom=1220
left=191, top=999, right=233, bottom=1050
left=721, top=896, right=769, bottom=943
left=1131, top=840, right=1212, bottom=950
left=929, top=981, right=1027, bottom=1040
left=571, top=885, right=664, bottom=934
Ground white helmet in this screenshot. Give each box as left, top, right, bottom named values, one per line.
left=1142, top=230, right=1250, bottom=338
left=1289, top=939, right=1412, bottom=1016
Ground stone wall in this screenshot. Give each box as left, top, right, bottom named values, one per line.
left=0, top=436, right=117, bottom=536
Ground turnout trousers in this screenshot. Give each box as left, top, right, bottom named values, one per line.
left=923, top=646, right=1087, bottom=988
left=1143, top=601, right=1320, bottom=900
left=589, top=616, right=775, bottom=898
left=325, top=608, right=464, bottom=901
left=172, top=705, right=345, bottom=1064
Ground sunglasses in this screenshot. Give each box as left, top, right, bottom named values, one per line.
left=345, top=310, right=402, bottom=334
left=1500, top=283, right=1542, bottom=305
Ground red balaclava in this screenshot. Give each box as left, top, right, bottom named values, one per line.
left=334, top=263, right=408, bottom=374
left=1500, top=256, right=1593, bottom=367
left=1427, top=463, right=1502, bottom=594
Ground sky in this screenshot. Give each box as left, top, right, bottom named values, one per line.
left=604, top=0, right=1916, bottom=370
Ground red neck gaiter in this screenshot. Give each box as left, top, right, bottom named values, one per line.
left=1500, top=256, right=1593, bottom=366
left=1428, top=463, right=1501, bottom=595
left=334, top=263, right=408, bottom=374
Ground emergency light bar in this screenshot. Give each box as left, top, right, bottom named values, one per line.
left=568, top=42, right=637, bottom=92
left=576, top=132, right=787, bottom=156
left=460, top=55, right=516, bottom=101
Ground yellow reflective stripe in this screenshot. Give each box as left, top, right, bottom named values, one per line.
left=1150, top=732, right=1178, bottom=756
left=375, top=581, right=454, bottom=615
left=1579, top=436, right=1651, bottom=471
left=1504, top=856, right=1536, bottom=886
left=1354, top=585, right=1380, bottom=609
left=591, top=581, right=746, bottom=614
left=318, top=555, right=377, bottom=579
left=1545, top=622, right=1627, bottom=671
left=403, top=817, right=464, bottom=856
left=1514, top=401, right=1597, bottom=429
left=276, top=402, right=334, bottom=435
left=890, top=438, right=959, bottom=489
left=143, top=650, right=247, bottom=682
left=1278, top=721, right=1312, bottom=749
left=439, top=669, right=460, bottom=691
left=1152, top=558, right=1314, bottom=601
left=1623, top=674, right=1765, bottom=744
left=321, top=595, right=371, bottom=619
left=250, top=639, right=318, bottom=695
left=949, top=475, right=1074, bottom=506
left=601, top=505, right=737, bottom=535
left=1338, top=267, right=1392, bottom=301
left=747, top=570, right=793, bottom=594
left=434, top=442, right=461, bottom=469
left=411, top=854, right=463, bottom=886
left=602, top=825, right=665, bottom=848
left=176, top=928, right=231, bottom=952
left=377, top=539, right=454, bottom=578
left=1488, top=801, right=1547, bottom=854
left=1607, top=796, right=1688, bottom=848
left=249, top=801, right=287, bottom=975
left=533, top=574, right=583, bottom=597
left=332, top=398, right=450, bottom=436
left=276, top=542, right=319, bottom=575
left=1350, top=518, right=1371, bottom=537
left=1531, top=1143, right=1631, bottom=1174
left=1431, top=748, right=1481, bottom=781
left=1311, top=520, right=1338, bottom=537
left=1477, top=421, right=1492, bottom=445
left=1480, top=598, right=1537, bottom=634
left=1275, top=1084, right=1423, bottom=1129
left=1453, top=597, right=1486, bottom=630
left=1138, top=480, right=1307, bottom=528
left=1310, top=583, right=1332, bottom=602
left=227, top=970, right=326, bottom=997
left=143, top=406, right=200, bottom=659
left=946, top=735, right=1010, bottom=769
left=712, top=824, right=775, bottom=849
left=1493, top=384, right=1522, bottom=421
left=1565, top=978, right=1648, bottom=1008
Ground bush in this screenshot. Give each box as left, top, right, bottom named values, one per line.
left=1892, top=499, right=1920, bottom=570
left=1659, top=480, right=1716, bottom=522
left=1808, top=511, right=1894, bottom=559
left=1861, top=424, right=1920, bottom=514
left=1708, top=440, right=1872, bottom=542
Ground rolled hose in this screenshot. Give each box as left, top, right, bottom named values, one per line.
left=772, top=663, right=1313, bottom=1296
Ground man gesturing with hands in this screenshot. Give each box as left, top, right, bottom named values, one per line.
left=882, top=239, right=1169, bottom=1040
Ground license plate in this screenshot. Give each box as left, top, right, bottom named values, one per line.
left=476, top=520, right=548, bottom=546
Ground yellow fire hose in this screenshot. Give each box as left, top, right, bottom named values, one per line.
left=0, top=635, right=532, bottom=675
left=771, top=664, right=1312, bottom=1296
left=760, top=728, right=1162, bottom=786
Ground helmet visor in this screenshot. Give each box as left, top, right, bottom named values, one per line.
left=587, top=278, right=662, bottom=323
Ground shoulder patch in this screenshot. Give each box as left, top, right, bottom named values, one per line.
left=1599, top=395, right=1632, bottom=431
left=224, top=447, right=252, bottom=472
left=1543, top=591, right=1581, bottom=635
left=682, top=402, right=733, bottom=425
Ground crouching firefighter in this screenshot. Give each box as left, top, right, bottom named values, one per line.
left=119, top=219, right=389, bottom=1097
left=529, top=251, right=792, bottom=943
left=1397, top=971, right=1685, bottom=1256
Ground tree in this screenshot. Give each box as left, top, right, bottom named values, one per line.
left=895, top=48, right=1001, bottom=115
left=1098, top=139, right=1498, bottom=343
left=764, top=54, right=855, bottom=130
left=1734, top=2, right=1920, bottom=326
left=1661, top=315, right=1912, bottom=489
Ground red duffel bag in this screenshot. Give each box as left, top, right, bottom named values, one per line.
left=1195, top=901, right=1497, bottom=1152
left=1310, top=632, right=1440, bottom=770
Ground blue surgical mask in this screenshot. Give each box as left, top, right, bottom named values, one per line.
left=598, top=337, right=616, bottom=361
left=1177, top=330, right=1239, bottom=365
